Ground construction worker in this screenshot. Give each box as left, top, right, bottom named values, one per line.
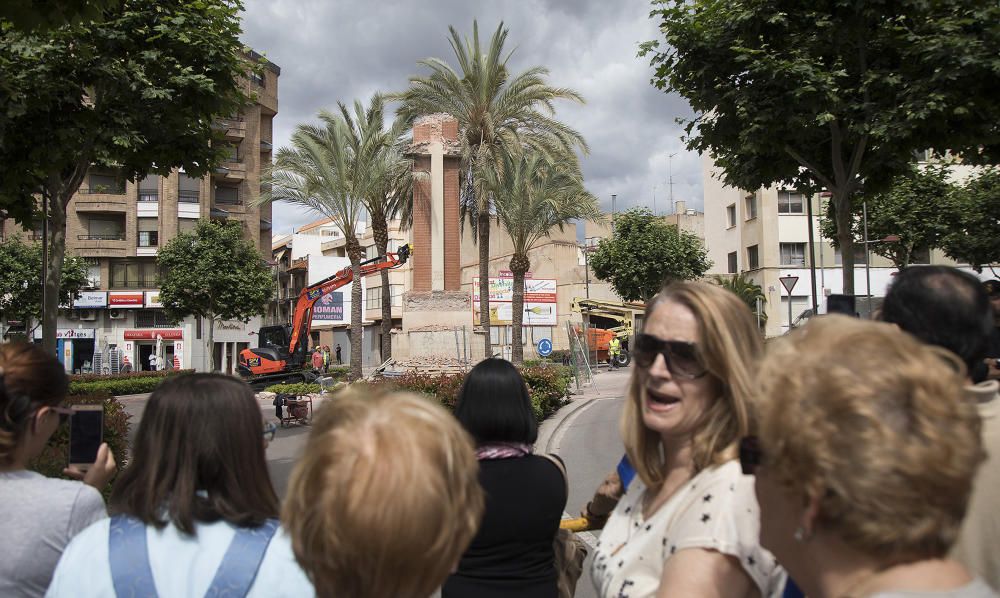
left=608, top=336, right=621, bottom=369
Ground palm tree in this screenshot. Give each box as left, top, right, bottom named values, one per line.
left=395, top=21, right=588, bottom=358
left=255, top=115, right=366, bottom=380
left=713, top=273, right=767, bottom=329
left=337, top=94, right=414, bottom=363
left=490, top=151, right=601, bottom=363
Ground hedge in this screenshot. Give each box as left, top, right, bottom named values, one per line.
left=30, top=390, right=131, bottom=500
left=263, top=382, right=322, bottom=395
left=68, top=369, right=193, bottom=397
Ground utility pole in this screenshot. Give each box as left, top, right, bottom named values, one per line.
left=668, top=152, right=677, bottom=214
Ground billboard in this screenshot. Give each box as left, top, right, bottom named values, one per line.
left=73, top=292, right=107, bottom=309
left=313, top=292, right=344, bottom=321
left=472, top=277, right=557, bottom=326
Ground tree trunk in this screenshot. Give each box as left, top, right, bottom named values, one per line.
left=509, top=253, right=530, bottom=365
left=372, top=222, right=392, bottom=362
left=833, top=189, right=856, bottom=296
left=41, top=190, right=69, bottom=356
left=348, top=242, right=363, bottom=381
left=207, top=312, right=216, bottom=372
left=478, top=212, right=492, bottom=358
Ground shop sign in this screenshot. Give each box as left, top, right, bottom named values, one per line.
left=144, top=291, right=163, bottom=308
left=109, top=292, right=144, bottom=308
left=73, top=292, right=107, bottom=309
left=32, top=328, right=96, bottom=340
left=216, top=320, right=246, bottom=331
left=313, top=292, right=344, bottom=321
left=173, top=341, right=183, bottom=369
left=472, top=277, right=558, bottom=326
left=123, top=329, right=183, bottom=340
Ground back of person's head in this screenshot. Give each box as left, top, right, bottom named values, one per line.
left=881, top=266, right=993, bottom=377
left=111, top=373, right=278, bottom=534
left=283, top=389, right=484, bottom=598
left=0, top=342, right=68, bottom=465
left=454, top=357, right=537, bottom=446
left=756, top=316, right=983, bottom=561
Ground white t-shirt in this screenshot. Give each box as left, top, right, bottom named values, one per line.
left=46, top=517, right=314, bottom=597
left=591, top=460, right=785, bottom=598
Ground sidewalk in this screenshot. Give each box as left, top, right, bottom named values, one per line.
left=536, top=365, right=631, bottom=454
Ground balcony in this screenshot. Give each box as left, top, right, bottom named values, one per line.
left=212, top=161, right=246, bottom=182
left=74, top=192, right=129, bottom=212
left=178, top=190, right=201, bottom=203
left=109, top=276, right=159, bottom=290
left=78, top=233, right=126, bottom=241
left=74, top=234, right=128, bottom=258
left=260, top=140, right=272, bottom=152
left=213, top=116, right=246, bottom=141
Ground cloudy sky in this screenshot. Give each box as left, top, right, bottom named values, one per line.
left=240, top=0, right=703, bottom=236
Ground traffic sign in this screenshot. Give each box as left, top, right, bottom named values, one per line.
left=779, top=275, right=799, bottom=294
left=536, top=338, right=553, bottom=357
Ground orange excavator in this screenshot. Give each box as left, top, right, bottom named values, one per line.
left=238, top=244, right=411, bottom=386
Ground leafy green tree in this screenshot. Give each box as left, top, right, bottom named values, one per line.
left=0, top=0, right=121, bottom=31
left=339, top=94, right=413, bottom=362
left=0, top=0, right=254, bottom=355
left=157, top=221, right=272, bottom=372
left=395, top=21, right=588, bottom=357
left=590, top=208, right=711, bottom=303
left=642, top=0, right=1000, bottom=296
left=713, top=273, right=767, bottom=329
left=257, top=114, right=367, bottom=380
left=820, top=165, right=956, bottom=269
left=942, top=168, right=1000, bottom=274
left=0, top=239, right=87, bottom=336
left=489, top=151, right=601, bottom=364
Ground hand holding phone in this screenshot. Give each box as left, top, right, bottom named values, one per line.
left=63, top=442, right=117, bottom=490
left=64, top=405, right=117, bottom=490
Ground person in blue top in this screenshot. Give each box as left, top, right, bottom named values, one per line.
left=47, top=373, right=313, bottom=597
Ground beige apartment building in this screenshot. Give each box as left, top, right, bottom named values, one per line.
left=702, top=153, right=992, bottom=337
left=0, top=53, right=279, bottom=374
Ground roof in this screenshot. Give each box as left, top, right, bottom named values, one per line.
left=271, top=234, right=292, bottom=251
left=296, top=217, right=335, bottom=234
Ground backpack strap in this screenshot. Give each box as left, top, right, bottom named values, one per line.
left=203, top=518, right=280, bottom=597
left=109, top=514, right=159, bottom=598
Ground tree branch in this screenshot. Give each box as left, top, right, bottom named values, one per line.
left=784, top=145, right=835, bottom=190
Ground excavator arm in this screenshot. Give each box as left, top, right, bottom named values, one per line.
left=287, top=243, right=411, bottom=357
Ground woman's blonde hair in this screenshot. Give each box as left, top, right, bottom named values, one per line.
left=282, top=388, right=484, bottom=598
left=621, top=281, right=762, bottom=490
left=756, top=316, right=983, bottom=560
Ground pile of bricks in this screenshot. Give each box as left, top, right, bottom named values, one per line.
left=381, top=357, right=469, bottom=376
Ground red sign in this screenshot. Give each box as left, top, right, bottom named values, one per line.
left=108, top=292, right=144, bottom=307
left=498, top=270, right=533, bottom=279
left=123, top=329, right=183, bottom=340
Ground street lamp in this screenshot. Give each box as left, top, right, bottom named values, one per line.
left=667, top=152, right=677, bottom=214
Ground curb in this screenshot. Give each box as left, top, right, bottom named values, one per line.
left=535, top=397, right=596, bottom=455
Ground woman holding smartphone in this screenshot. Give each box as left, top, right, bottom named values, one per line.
left=47, top=373, right=313, bottom=597
left=0, top=342, right=117, bottom=598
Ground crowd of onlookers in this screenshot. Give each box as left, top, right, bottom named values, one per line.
left=0, top=266, right=997, bottom=598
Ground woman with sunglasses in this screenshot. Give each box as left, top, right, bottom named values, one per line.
left=749, top=316, right=995, bottom=598
left=0, top=342, right=117, bottom=598
left=591, top=281, right=784, bottom=598
left=47, top=373, right=313, bottom=597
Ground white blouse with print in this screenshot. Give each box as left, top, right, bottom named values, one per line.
left=590, top=460, right=785, bottom=598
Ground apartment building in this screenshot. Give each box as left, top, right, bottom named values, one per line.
left=0, top=54, right=279, bottom=374
left=702, top=153, right=991, bottom=337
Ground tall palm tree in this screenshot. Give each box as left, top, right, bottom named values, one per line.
left=490, top=151, right=601, bottom=363
left=713, top=273, right=768, bottom=330
left=395, top=21, right=588, bottom=358
left=255, top=116, right=367, bottom=380
left=337, top=94, right=414, bottom=363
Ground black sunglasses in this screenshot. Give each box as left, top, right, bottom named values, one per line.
left=633, top=333, right=708, bottom=379
left=739, top=436, right=762, bottom=475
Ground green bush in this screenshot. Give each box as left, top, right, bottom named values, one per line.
left=70, top=369, right=192, bottom=383
left=30, top=390, right=131, bottom=500
left=68, top=369, right=193, bottom=396
left=264, top=382, right=322, bottom=395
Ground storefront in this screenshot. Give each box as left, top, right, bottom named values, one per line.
left=32, top=328, right=96, bottom=373
left=122, top=329, right=184, bottom=371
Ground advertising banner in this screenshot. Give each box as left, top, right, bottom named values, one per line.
left=73, top=292, right=107, bottom=309
left=472, top=277, right=557, bottom=326
left=123, top=329, right=183, bottom=340
left=108, top=292, right=144, bottom=308
left=173, top=341, right=183, bottom=369
left=313, top=292, right=344, bottom=321
left=32, top=328, right=96, bottom=340
left=144, top=291, right=163, bottom=308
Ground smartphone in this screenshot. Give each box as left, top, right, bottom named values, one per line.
left=69, top=405, right=104, bottom=470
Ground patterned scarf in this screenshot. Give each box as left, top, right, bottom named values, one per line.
left=475, top=442, right=534, bottom=460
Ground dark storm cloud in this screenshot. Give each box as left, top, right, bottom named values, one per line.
left=240, top=0, right=703, bottom=235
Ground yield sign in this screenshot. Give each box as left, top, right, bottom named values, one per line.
left=778, top=275, right=799, bottom=294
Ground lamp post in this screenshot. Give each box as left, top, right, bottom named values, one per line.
left=667, top=152, right=677, bottom=214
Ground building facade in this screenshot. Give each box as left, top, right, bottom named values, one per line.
left=1, top=56, right=279, bottom=374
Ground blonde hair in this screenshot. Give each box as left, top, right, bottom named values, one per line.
left=756, top=316, right=983, bottom=560
left=282, top=389, right=484, bottom=598
left=621, top=281, right=762, bottom=490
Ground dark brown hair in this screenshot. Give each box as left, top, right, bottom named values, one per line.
left=111, top=373, right=278, bottom=534
left=0, top=342, right=69, bottom=465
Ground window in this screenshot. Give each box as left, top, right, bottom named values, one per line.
left=87, top=173, right=125, bottom=194
left=223, top=144, right=240, bottom=162
left=777, top=191, right=805, bottom=214
left=727, top=251, right=738, bottom=274
left=178, top=218, right=199, bottom=234
left=84, top=258, right=100, bottom=288
left=135, top=310, right=174, bottom=328
left=85, top=217, right=125, bottom=240
left=779, top=243, right=806, bottom=266
left=834, top=246, right=868, bottom=265
left=110, top=260, right=160, bottom=289
left=138, top=175, right=159, bottom=202
left=745, top=195, right=757, bottom=220
left=137, top=218, right=158, bottom=247
left=249, top=70, right=265, bottom=87
left=747, top=245, right=760, bottom=270
left=178, top=173, right=200, bottom=203
left=215, top=184, right=240, bottom=205
left=365, top=284, right=403, bottom=309
left=726, top=204, right=736, bottom=228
